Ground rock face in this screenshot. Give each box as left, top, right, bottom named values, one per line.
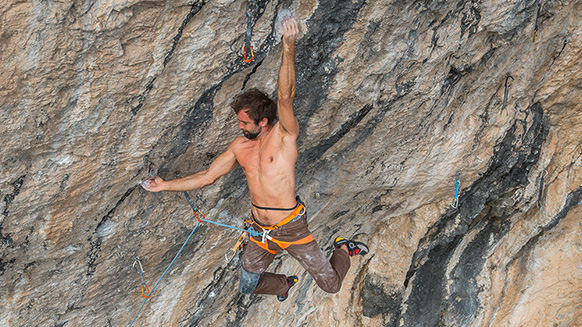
left=1, top=0, right=581, bottom=326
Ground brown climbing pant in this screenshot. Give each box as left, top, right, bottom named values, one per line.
left=241, top=213, right=351, bottom=296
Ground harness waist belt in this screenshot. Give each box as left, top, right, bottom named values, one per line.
left=247, top=202, right=311, bottom=254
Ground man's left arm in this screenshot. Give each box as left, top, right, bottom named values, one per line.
left=277, top=17, right=300, bottom=136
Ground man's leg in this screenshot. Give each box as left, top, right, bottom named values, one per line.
left=286, top=240, right=350, bottom=294
left=240, top=239, right=289, bottom=295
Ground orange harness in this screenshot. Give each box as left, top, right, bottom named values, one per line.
left=246, top=203, right=314, bottom=254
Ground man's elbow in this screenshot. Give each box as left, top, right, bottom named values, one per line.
left=278, top=91, right=295, bottom=102
left=202, top=174, right=218, bottom=187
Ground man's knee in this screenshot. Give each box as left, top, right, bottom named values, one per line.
left=319, top=282, right=341, bottom=294
left=239, top=267, right=262, bottom=295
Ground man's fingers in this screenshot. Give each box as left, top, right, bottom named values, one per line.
left=281, top=18, right=299, bottom=42
left=141, top=179, right=154, bottom=190
left=141, top=177, right=163, bottom=192
left=282, top=17, right=298, bottom=34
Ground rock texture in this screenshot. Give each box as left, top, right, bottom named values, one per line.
left=1, top=0, right=581, bottom=326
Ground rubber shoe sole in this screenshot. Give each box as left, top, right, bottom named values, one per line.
left=334, top=237, right=369, bottom=256
left=277, top=276, right=298, bottom=302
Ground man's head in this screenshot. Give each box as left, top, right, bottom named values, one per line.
left=231, top=89, right=277, bottom=139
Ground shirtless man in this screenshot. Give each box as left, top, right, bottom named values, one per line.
left=142, top=17, right=368, bottom=301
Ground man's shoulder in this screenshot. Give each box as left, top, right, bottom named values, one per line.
left=230, top=136, right=250, bottom=149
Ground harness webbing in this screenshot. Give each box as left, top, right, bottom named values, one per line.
left=248, top=203, right=305, bottom=230
left=246, top=203, right=313, bottom=254
left=250, top=233, right=315, bottom=254
left=252, top=201, right=299, bottom=211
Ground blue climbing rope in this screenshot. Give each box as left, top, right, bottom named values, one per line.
left=183, top=191, right=261, bottom=237
left=128, top=192, right=264, bottom=326
left=128, top=221, right=201, bottom=326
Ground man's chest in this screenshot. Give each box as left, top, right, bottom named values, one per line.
left=235, top=143, right=278, bottom=176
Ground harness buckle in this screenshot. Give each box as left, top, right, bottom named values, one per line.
left=261, top=229, right=272, bottom=244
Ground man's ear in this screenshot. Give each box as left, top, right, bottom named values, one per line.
left=259, top=117, right=269, bottom=127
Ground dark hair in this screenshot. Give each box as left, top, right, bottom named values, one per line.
left=230, top=88, right=277, bottom=125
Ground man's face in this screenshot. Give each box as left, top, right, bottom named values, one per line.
left=237, top=110, right=261, bottom=139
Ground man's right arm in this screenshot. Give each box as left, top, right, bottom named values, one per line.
left=142, top=143, right=238, bottom=192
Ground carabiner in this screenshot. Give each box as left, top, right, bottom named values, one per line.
left=243, top=45, right=255, bottom=63
left=133, top=257, right=151, bottom=298
left=501, top=75, right=514, bottom=114
left=141, top=284, right=152, bottom=299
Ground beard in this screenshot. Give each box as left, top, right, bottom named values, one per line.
left=243, top=129, right=260, bottom=139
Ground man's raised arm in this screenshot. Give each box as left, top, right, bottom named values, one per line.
left=142, top=143, right=238, bottom=192
left=277, top=17, right=300, bottom=136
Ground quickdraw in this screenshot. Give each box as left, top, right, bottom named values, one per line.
left=184, top=191, right=261, bottom=237
left=533, top=0, right=542, bottom=42
left=132, top=257, right=151, bottom=299
left=243, top=45, right=255, bottom=63
left=243, top=0, right=257, bottom=62
left=536, top=170, right=548, bottom=209
left=225, top=231, right=248, bottom=262
left=451, top=172, right=461, bottom=209
left=501, top=75, right=514, bottom=116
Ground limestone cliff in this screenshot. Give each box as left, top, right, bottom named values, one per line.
left=1, top=0, right=581, bottom=326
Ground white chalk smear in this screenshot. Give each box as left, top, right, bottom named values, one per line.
left=275, top=9, right=295, bottom=38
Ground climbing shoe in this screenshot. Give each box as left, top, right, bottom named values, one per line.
left=334, top=237, right=369, bottom=256
left=277, top=275, right=298, bottom=302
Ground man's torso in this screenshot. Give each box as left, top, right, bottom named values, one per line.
left=232, top=123, right=298, bottom=225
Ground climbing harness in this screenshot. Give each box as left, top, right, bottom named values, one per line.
left=533, top=0, right=542, bottom=42
left=451, top=172, right=461, bottom=209
left=132, top=257, right=151, bottom=299
left=243, top=0, right=257, bottom=62
left=501, top=75, right=514, bottom=116
left=536, top=170, right=548, bottom=209
left=245, top=202, right=315, bottom=254
left=252, top=202, right=300, bottom=211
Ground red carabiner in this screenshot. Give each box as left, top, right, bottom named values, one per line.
left=243, top=45, right=254, bottom=63
left=141, top=284, right=151, bottom=299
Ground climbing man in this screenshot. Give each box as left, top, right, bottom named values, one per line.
left=142, top=16, right=368, bottom=301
